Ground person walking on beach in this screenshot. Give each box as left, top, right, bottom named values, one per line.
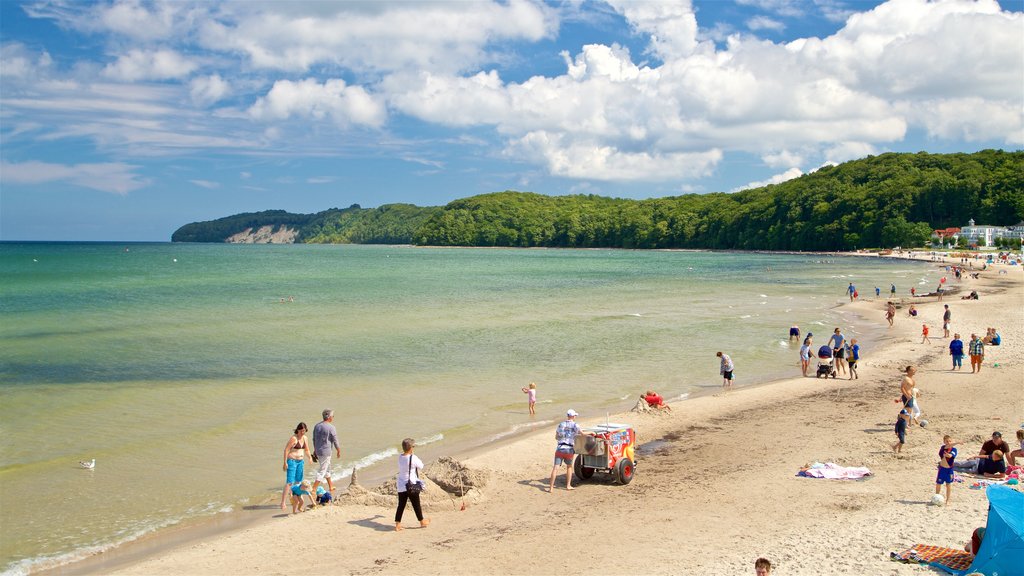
left=885, top=301, right=896, bottom=327
left=847, top=338, right=860, bottom=380
left=921, top=323, right=931, bottom=344
left=875, top=286, right=880, bottom=298
left=949, top=333, right=964, bottom=370
left=522, top=382, right=537, bottom=415
left=942, top=305, right=951, bottom=338
left=312, top=409, right=341, bottom=496
left=549, top=410, right=582, bottom=492
left=935, top=435, right=959, bottom=505
left=717, top=351, right=734, bottom=387
left=280, top=422, right=312, bottom=511
left=847, top=282, right=856, bottom=302
left=969, top=333, right=985, bottom=373
left=890, top=283, right=896, bottom=298
left=828, top=328, right=846, bottom=376
left=395, top=437, right=429, bottom=531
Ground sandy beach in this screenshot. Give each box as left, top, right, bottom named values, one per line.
left=54, top=254, right=1023, bottom=576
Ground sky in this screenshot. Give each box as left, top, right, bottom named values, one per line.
left=1, top=0, right=1022, bottom=241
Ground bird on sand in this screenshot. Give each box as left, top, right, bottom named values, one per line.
left=79, top=459, right=95, bottom=469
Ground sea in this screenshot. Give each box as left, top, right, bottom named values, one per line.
left=0, top=243, right=938, bottom=574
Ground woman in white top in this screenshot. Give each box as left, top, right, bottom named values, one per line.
left=395, top=437, right=430, bottom=531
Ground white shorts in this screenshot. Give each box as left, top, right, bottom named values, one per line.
left=315, top=455, right=333, bottom=482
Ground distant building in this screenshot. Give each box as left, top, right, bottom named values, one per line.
left=953, top=218, right=1024, bottom=247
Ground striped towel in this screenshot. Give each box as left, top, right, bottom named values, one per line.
left=890, top=544, right=974, bottom=574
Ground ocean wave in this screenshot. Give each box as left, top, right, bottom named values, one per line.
left=487, top=420, right=555, bottom=442
left=333, top=433, right=445, bottom=478
left=0, top=500, right=234, bottom=576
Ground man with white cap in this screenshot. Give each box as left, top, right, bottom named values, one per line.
left=549, top=409, right=582, bottom=492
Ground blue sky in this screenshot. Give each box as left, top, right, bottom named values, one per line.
left=2, top=0, right=1022, bottom=241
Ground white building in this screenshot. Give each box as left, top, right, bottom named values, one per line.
left=958, top=219, right=1024, bottom=247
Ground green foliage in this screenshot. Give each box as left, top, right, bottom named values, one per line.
left=173, top=151, right=1024, bottom=251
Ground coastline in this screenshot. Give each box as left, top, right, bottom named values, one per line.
left=38, top=251, right=1024, bottom=575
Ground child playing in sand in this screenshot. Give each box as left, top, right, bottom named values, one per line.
left=290, top=480, right=315, bottom=513
left=522, top=382, right=537, bottom=415
left=921, top=324, right=931, bottom=344
left=893, top=407, right=911, bottom=454
left=935, top=435, right=959, bottom=505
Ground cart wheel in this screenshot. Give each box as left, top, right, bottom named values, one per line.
left=573, top=457, right=595, bottom=480
left=616, top=457, right=634, bottom=485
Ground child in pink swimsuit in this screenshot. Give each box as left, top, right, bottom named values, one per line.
left=522, top=382, right=537, bottom=415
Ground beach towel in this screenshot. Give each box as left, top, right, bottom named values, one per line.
left=890, top=544, right=974, bottom=575
left=796, top=462, right=872, bottom=480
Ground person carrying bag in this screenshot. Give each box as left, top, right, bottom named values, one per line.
left=395, top=437, right=429, bottom=531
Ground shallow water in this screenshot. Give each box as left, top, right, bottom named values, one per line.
left=0, top=243, right=935, bottom=574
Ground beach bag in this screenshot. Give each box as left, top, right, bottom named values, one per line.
left=405, top=455, right=422, bottom=494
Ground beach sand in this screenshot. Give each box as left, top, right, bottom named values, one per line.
left=61, top=255, right=1023, bottom=575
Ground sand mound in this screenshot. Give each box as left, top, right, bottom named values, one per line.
left=423, top=456, right=490, bottom=494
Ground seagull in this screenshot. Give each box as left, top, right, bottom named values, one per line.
left=79, top=459, right=95, bottom=469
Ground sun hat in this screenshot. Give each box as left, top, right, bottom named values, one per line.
left=566, top=409, right=578, bottom=417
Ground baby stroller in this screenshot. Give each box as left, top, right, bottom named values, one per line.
left=816, top=345, right=837, bottom=378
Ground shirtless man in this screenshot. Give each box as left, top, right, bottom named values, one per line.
left=900, top=366, right=917, bottom=415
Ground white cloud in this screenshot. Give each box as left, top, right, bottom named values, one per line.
left=189, top=179, right=220, bottom=189
left=306, top=177, right=335, bottom=184
left=0, top=160, right=149, bottom=194
left=604, top=0, right=704, bottom=60
left=239, top=171, right=251, bottom=179
left=248, top=78, right=386, bottom=128
left=824, top=141, right=878, bottom=164
left=746, top=16, right=786, bottom=32
left=762, top=149, right=806, bottom=169
left=190, top=74, right=229, bottom=106
left=732, top=167, right=804, bottom=191
left=103, top=49, right=197, bottom=81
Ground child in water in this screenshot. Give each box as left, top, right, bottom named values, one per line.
left=522, top=382, right=537, bottom=415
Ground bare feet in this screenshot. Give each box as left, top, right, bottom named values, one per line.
left=566, top=486, right=575, bottom=491
left=395, top=523, right=403, bottom=531
left=420, top=518, right=431, bottom=528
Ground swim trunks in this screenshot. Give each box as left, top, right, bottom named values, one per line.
left=936, top=467, right=954, bottom=484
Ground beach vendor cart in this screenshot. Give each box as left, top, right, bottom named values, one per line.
left=572, top=423, right=636, bottom=485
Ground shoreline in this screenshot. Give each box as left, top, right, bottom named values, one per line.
left=34, top=251, right=1023, bottom=575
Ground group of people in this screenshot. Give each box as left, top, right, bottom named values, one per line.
left=932, top=430, right=1024, bottom=505
left=279, top=409, right=429, bottom=531
left=795, top=327, right=859, bottom=379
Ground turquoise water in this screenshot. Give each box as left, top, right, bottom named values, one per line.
left=0, top=243, right=935, bottom=573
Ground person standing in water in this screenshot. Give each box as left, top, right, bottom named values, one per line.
left=521, top=382, right=537, bottom=415
left=717, top=351, right=734, bottom=387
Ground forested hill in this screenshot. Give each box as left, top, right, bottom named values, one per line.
left=172, top=150, right=1024, bottom=250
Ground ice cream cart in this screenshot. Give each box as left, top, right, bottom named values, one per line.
left=572, top=423, right=636, bottom=485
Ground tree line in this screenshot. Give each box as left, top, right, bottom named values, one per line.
left=172, top=150, right=1024, bottom=250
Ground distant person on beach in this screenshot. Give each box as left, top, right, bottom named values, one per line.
left=522, top=382, right=537, bottom=415
left=875, top=286, right=880, bottom=298
left=847, top=338, right=860, bottom=380
left=942, top=305, right=951, bottom=338
left=885, top=302, right=896, bottom=326
left=549, top=410, right=582, bottom=492
left=935, top=435, right=959, bottom=505
left=949, top=333, right=964, bottom=370
left=911, top=287, right=916, bottom=297
left=1007, top=429, right=1024, bottom=466
left=280, top=422, right=312, bottom=511
left=312, top=409, right=341, bottom=496
left=893, top=407, right=911, bottom=454
left=644, top=390, right=672, bottom=411
left=847, top=282, right=856, bottom=302
left=976, top=432, right=1010, bottom=476
left=969, top=333, right=985, bottom=373
left=828, top=328, right=846, bottom=376
left=921, top=323, right=931, bottom=344
left=395, top=437, right=429, bottom=531
left=890, top=283, right=896, bottom=297
left=799, top=338, right=813, bottom=377
left=908, top=304, right=918, bottom=317
left=717, top=352, right=734, bottom=387
left=789, top=324, right=800, bottom=341
left=754, top=557, right=772, bottom=575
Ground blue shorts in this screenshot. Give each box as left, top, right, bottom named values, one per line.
left=936, top=467, right=955, bottom=485
left=286, top=458, right=304, bottom=485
